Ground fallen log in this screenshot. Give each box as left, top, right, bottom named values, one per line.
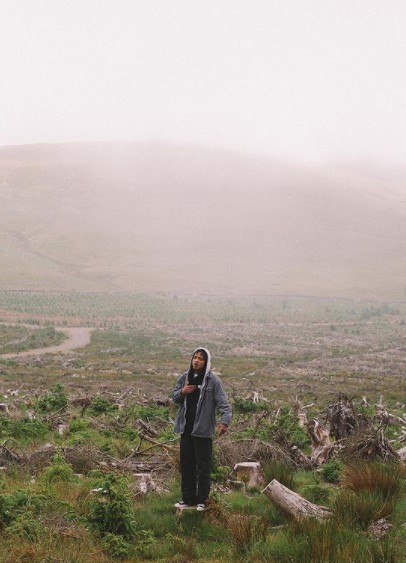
left=262, top=479, right=332, bottom=521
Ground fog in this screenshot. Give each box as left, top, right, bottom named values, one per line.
left=0, top=142, right=405, bottom=298
left=2, top=1, right=406, bottom=166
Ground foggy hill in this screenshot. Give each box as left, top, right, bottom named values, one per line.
left=1, top=142, right=405, bottom=299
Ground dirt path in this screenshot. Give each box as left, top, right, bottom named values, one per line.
left=0, top=327, right=93, bottom=359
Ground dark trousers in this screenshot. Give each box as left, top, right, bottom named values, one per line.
left=180, top=433, right=213, bottom=505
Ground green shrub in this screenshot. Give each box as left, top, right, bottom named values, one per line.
left=211, top=446, right=231, bottom=482
left=4, top=512, right=44, bottom=542
left=101, top=533, right=132, bottom=559
left=40, top=453, right=76, bottom=484
left=301, top=483, right=331, bottom=504
left=89, top=396, right=117, bottom=415
left=35, top=384, right=68, bottom=413
left=0, top=490, right=47, bottom=529
left=68, top=418, right=90, bottom=433
left=232, top=394, right=270, bottom=414
left=87, top=473, right=137, bottom=540
left=157, top=428, right=176, bottom=442
left=133, top=529, right=158, bottom=558
left=320, top=459, right=343, bottom=484
left=267, top=407, right=310, bottom=448
left=129, top=404, right=170, bottom=421
left=0, top=416, right=48, bottom=444
left=122, top=426, right=139, bottom=441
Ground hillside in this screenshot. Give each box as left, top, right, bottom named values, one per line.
left=1, top=142, right=405, bottom=298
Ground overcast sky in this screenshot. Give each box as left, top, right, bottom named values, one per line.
left=1, top=0, right=406, bottom=165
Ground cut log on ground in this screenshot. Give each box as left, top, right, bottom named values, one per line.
left=263, top=479, right=332, bottom=521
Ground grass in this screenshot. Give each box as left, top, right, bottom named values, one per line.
left=0, top=291, right=405, bottom=560
left=341, top=460, right=404, bottom=501
left=0, top=439, right=403, bottom=561
left=263, top=460, right=297, bottom=490
left=0, top=323, right=66, bottom=353
left=1, top=291, right=405, bottom=409
left=333, top=488, right=393, bottom=530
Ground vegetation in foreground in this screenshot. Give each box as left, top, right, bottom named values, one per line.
left=0, top=292, right=404, bottom=561
left=0, top=382, right=402, bottom=562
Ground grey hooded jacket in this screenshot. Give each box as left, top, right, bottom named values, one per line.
left=173, top=348, right=232, bottom=438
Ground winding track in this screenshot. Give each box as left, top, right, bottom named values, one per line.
left=0, top=326, right=93, bottom=359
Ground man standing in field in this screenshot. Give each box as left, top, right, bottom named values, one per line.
left=172, top=347, right=232, bottom=511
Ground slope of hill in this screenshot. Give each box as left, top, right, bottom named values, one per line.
left=1, top=142, right=405, bottom=298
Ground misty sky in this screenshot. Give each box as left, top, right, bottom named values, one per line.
left=1, top=0, right=406, bottom=165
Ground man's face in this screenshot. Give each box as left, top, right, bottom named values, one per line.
left=192, top=351, right=206, bottom=371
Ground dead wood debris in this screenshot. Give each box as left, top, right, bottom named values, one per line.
left=263, top=479, right=332, bottom=521
left=0, top=438, right=178, bottom=476
left=368, top=518, right=393, bottom=540
left=305, top=418, right=332, bottom=465
left=325, top=394, right=360, bottom=440
left=301, top=394, right=405, bottom=463
left=0, top=389, right=404, bottom=492
left=218, top=438, right=294, bottom=469
left=338, top=427, right=399, bottom=462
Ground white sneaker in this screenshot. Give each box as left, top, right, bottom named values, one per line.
left=196, top=503, right=206, bottom=511
left=174, top=501, right=189, bottom=508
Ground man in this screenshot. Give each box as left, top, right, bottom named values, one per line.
left=172, top=347, right=232, bottom=511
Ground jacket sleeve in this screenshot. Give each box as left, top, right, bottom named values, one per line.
left=172, top=373, right=187, bottom=404
left=214, top=378, right=232, bottom=426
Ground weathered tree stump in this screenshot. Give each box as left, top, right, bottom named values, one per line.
left=233, top=461, right=264, bottom=487
left=262, top=479, right=332, bottom=521
left=326, top=395, right=357, bottom=440
left=398, top=446, right=406, bottom=462
left=133, top=472, right=156, bottom=494
left=306, top=419, right=331, bottom=465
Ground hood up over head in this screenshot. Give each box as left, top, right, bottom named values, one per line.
left=189, top=347, right=211, bottom=378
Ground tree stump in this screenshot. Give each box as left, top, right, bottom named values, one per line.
left=263, top=479, right=332, bottom=521
left=233, top=462, right=264, bottom=487
left=306, top=419, right=331, bottom=465
left=133, top=472, right=156, bottom=494
left=398, top=446, right=406, bottom=462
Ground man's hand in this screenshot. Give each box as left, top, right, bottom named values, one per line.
left=217, top=423, right=228, bottom=436
left=181, top=384, right=197, bottom=395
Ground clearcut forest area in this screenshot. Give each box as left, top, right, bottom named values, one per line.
left=0, top=291, right=405, bottom=562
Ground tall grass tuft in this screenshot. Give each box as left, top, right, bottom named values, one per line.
left=263, top=460, right=296, bottom=490
left=227, top=512, right=268, bottom=556
left=341, top=461, right=403, bottom=501
left=284, top=517, right=395, bottom=563
left=288, top=518, right=344, bottom=562
left=167, top=530, right=198, bottom=561
left=333, top=489, right=393, bottom=530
